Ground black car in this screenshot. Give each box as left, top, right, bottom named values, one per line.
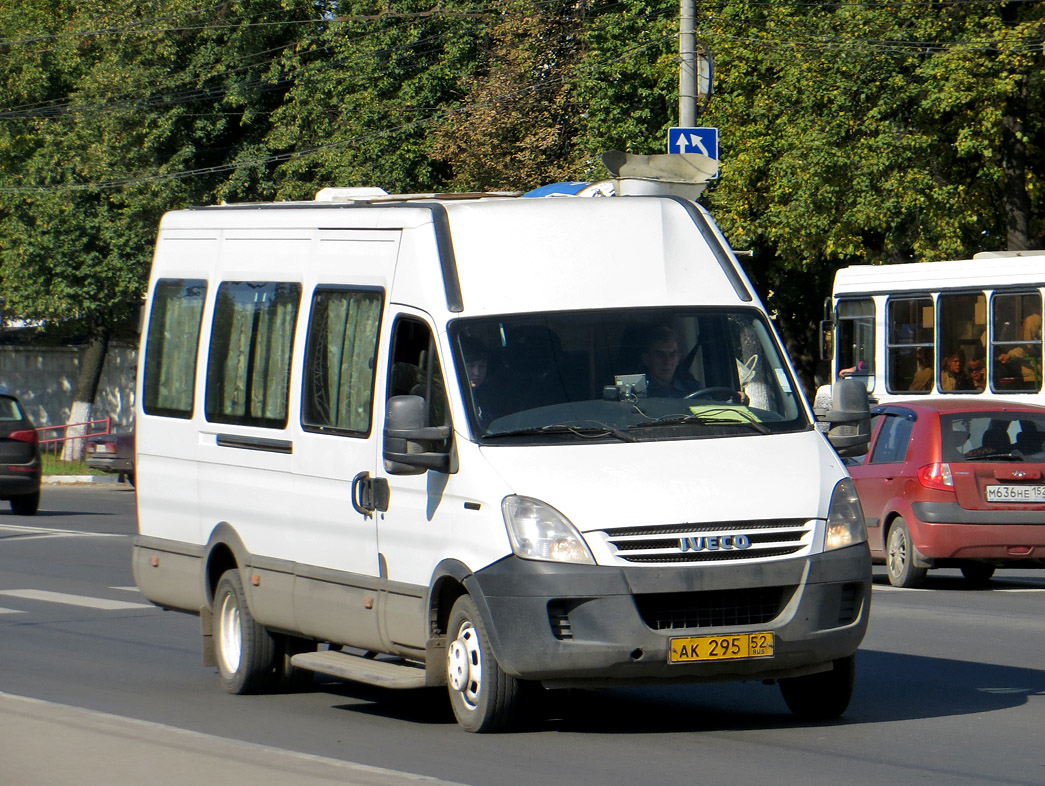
left=0, top=393, right=41, bottom=515
left=85, top=430, right=135, bottom=485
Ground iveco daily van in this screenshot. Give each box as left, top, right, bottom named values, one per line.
left=133, top=164, right=872, bottom=732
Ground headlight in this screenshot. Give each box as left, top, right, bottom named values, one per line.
left=825, top=477, right=868, bottom=551
left=502, top=496, right=595, bottom=565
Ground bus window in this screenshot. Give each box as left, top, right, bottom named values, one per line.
left=991, top=292, right=1043, bottom=393
left=938, top=292, right=986, bottom=393
left=886, top=297, right=934, bottom=393
left=836, top=299, right=874, bottom=380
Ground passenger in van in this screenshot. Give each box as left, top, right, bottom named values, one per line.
left=459, top=336, right=496, bottom=426
left=641, top=326, right=698, bottom=398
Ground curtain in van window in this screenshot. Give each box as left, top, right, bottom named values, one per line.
left=303, top=289, right=382, bottom=434
left=142, top=279, right=207, bottom=418
left=206, top=282, right=301, bottom=428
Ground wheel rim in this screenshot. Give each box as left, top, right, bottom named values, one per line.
left=887, top=527, right=907, bottom=580
left=447, top=620, right=482, bottom=710
left=218, top=592, right=243, bottom=675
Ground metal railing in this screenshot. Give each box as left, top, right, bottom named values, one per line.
left=36, top=418, right=112, bottom=467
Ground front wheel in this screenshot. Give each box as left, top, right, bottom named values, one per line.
left=886, top=517, right=926, bottom=588
left=446, top=595, right=521, bottom=732
left=213, top=569, right=276, bottom=694
left=779, top=654, right=856, bottom=721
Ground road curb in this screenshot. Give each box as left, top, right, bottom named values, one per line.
left=42, top=474, right=121, bottom=485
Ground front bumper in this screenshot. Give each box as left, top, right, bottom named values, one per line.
left=464, top=544, right=871, bottom=686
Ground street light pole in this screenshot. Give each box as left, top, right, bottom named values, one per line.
left=679, top=0, right=697, bottom=127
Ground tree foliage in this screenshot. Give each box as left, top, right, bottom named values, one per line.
left=0, top=0, right=1042, bottom=375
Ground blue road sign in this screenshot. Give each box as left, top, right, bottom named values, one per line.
left=668, top=127, right=719, bottom=159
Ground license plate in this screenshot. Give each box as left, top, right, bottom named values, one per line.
left=986, top=485, right=1045, bottom=503
left=668, top=632, right=775, bottom=663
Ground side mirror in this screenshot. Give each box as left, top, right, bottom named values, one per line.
left=383, top=395, right=453, bottom=475
left=818, top=378, right=871, bottom=458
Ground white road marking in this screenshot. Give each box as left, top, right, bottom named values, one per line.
left=0, top=523, right=122, bottom=541
left=110, top=586, right=140, bottom=593
left=874, top=584, right=1044, bottom=593
left=0, top=589, right=153, bottom=610
left=0, top=607, right=24, bottom=614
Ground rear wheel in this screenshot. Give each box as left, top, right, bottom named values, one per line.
left=446, top=595, right=521, bottom=732
left=779, top=655, right=856, bottom=721
left=886, top=517, right=926, bottom=588
left=961, top=563, right=995, bottom=586
left=213, top=569, right=276, bottom=694
left=10, top=491, right=39, bottom=516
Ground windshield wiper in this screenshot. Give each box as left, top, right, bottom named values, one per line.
left=965, top=450, right=1024, bottom=462
left=628, top=409, right=771, bottom=435
left=485, top=423, right=637, bottom=443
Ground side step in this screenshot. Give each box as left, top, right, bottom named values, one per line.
left=291, top=650, right=430, bottom=690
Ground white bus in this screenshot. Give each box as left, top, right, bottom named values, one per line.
left=824, top=251, right=1045, bottom=406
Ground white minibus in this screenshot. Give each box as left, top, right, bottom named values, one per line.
left=133, top=169, right=872, bottom=732
left=824, top=251, right=1045, bottom=405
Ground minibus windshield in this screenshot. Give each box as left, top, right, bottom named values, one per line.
left=449, top=308, right=808, bottom=442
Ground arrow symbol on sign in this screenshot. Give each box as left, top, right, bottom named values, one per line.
left=688, top=133, right=710, bottom=156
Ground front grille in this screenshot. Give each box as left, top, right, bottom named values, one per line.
left=634, top=586, right=796, bottom=630
left=599, top=518, right=813, bottom=564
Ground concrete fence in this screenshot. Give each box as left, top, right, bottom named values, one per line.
left=0, top=344, right=137, bottom=430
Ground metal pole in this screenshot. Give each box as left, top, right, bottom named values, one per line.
left=679, top=0, right=696, bottom=127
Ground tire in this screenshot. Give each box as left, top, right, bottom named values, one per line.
left=273, top=634, right=316, bottom=692
left=446, top=595, right=520, bottom=732
left=886, top=517, right=926, bottom=588
left=779, top=654, right=856, bottom=721
left=10, top=491, right=40, bottom=516
left=961, top=563, right=995, bottom=586
left=213, top=569, right=276, bottom=695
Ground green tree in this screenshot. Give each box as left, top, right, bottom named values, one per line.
left=263, top=0, right=492, bottom=197
left=693, top=3, right=1043, bottom=384
left=0, top=0, right=314, bottom=445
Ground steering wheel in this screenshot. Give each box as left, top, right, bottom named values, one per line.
left=684, top=386, right=738, bottom=401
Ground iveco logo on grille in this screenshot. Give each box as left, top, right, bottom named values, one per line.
left=679, top=535, right=752, bottom=552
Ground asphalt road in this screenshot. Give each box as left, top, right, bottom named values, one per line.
left=2, top=484, right=1043, bottom=786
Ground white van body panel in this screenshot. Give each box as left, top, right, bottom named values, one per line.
left=478, top=431, right=841, bottom=538
left=443, top=200, right=746, bottom=316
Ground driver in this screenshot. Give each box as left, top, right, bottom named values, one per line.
left=641, top=326, right=698, bottom=398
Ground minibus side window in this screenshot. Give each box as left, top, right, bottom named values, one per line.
left=937, top=292, right=986, bottom=393
left=142, top=279, right=207, bottom=418
left=205, top=281, right=302, bottom=429
left=387, top=318, right=450, bottom=451
left=886, top=297, right=934, bottom=394
left=990, top=292, right=1043, bottom=393
left=301, top=288, right=383, bottom=436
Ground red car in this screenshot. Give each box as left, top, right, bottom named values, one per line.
left=847, top=398, right=1045, bottom=588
